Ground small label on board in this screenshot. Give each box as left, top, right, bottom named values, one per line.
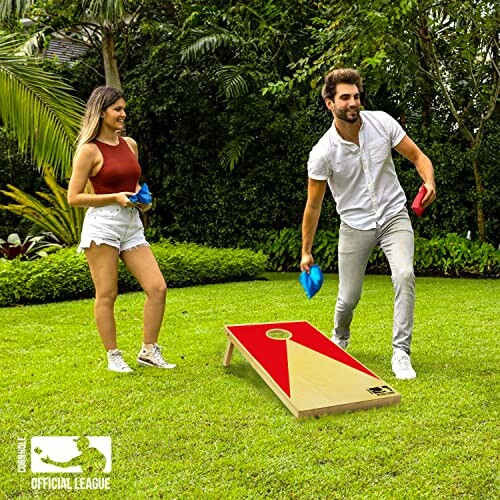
left=367, top=385, right=395, bottom=396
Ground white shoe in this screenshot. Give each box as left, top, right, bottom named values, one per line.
left=107, top=349, right=134, bottom=373
left=392, top=349, right=416, bottom=379
left=137, top=344, right=176, bottom=369
left=332, top=337, right=349, bottom=350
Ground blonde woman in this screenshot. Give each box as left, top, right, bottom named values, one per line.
left=68, top=86, right=176, bottom=372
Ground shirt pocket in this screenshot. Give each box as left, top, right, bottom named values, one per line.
left=369, top=138, right=392, bottom=165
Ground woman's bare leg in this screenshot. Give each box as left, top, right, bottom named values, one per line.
left=84, top=243, right=120, bottom=351
left=120, top=246, right=167, bottom=343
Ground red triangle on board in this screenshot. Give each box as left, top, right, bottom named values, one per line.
left=227, top=324, right=291, bottom=396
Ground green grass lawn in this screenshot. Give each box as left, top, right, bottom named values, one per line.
left=1, top=273, right=498, bottom=499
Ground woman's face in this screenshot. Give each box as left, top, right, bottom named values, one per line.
left=101, top=98, right=126, bottom=132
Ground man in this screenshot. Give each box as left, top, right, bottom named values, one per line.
left=300, top=68, right=436, bottom=379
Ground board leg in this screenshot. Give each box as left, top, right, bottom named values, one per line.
left=223, top=340, right=234, bottom=367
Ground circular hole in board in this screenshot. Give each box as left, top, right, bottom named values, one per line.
left=265, top=328, right=293, bottom=340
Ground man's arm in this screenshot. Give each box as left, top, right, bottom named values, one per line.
left=300, top=178, right=327, bottom=272
left=394, top=135, right=436, bottom=207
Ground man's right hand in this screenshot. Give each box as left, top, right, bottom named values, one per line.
left=300, top=253, right=314, bottom=273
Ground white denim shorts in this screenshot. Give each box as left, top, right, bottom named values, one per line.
left=78, top=204, right=149, bottom=254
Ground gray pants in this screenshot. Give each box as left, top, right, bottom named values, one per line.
left=333, top=209, right=415, bottom=354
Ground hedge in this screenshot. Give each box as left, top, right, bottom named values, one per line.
left=254, top=229, right=500, bottom=278
left=0, top=241, right=267, bottom=307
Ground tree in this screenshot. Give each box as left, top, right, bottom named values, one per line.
left=264, top=0, right=499, bottom=242
left=177, top=0, right=318, bottom=169
left=0, top=1, right=86, bottom=236
left=413, top=0, right=499, bottom=241
left=0, top=33, right=83, bottom=177
left=0, top=0, right=141, bottom=90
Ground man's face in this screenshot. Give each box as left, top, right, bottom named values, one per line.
left=325, top=83, right=361, bottom=123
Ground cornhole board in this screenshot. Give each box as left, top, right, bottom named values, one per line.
left=223, top=321, right=401, bottom=418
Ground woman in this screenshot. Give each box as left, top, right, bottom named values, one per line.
left=68, top=86, right=176, bottom=373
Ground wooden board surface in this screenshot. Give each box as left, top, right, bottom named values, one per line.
left=224, top=320, right=401, bottom=417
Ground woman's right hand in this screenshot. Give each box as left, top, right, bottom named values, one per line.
left=115, top=192, right=136, bottom=207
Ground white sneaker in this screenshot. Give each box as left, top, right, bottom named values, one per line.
left=137, top=344, right=176, bottom=369
left=392, top=349, right=416, bottom=379
left=107, top=349, right=134, bottom=373
left=332, top=337, right=349, bottom=350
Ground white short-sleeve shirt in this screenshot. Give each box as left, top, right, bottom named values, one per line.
left=308, top=110, right=407, bottom=230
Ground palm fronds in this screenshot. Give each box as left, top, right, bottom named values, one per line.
left=219, top=134, right=255, bottom=171
left=180, top=27, right=243, bottom=63
left=84, top=0, right=128, bottom=24
left=0, top=0, right=32, bottom=19
left=0, top=34, right=85, bottom=178
left=0, top=166, right=85, bottom=245
left=214, top=65, right=249, bottom=98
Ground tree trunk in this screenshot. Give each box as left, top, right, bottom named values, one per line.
left=101, top=24, right=122, bottom=90
left=471, top=155, right=486, bottom=242
left=416, top=15, right=433, bottom=131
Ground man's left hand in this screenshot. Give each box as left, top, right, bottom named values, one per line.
left=422, top=182, right=436, bottom=208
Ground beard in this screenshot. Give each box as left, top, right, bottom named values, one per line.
left=334, top=107, right=359, bottom=123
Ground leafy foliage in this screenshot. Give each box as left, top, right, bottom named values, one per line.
left=0, top=0, right=32, bottom=18
left=176, top=0, right=317, bottom=170
left=262, top=0, right=499, bottom=241
left=0, top=34, right=84, bottom=177
left=2, top=0, right=142, bottom=90
left=119, top=0, right=499, bottom=248
left=0, top=127, right=42, bottom=235
left=0, top=231, right=62, bottom=260
left=218, top=133, right=254, bottom=171
left=413, top=233, right=500, bottom=277
left=0, top=166, right=85, bottom=245
left=0, top=0, right=499, bottom=253
left=180, top=27, right=243, bottom=65
left=255, top=228, right=500, bottom=277
left=0, top=240, right=267, bottom=306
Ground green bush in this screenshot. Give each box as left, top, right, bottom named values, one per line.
left=255, top=228, right=500, bottom=277
left=413, top=233, right=500, bottom=277
left=0, top=241, right=268, bottom=307
left=256, top=227, right=339, bottom=272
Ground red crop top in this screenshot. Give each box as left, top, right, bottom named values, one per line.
left=89, top=137, right=141, bottom=194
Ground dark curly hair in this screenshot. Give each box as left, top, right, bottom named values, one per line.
left=321, top=68, right=363, bottom=100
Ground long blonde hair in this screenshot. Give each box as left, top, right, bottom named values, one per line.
left=76, top=86, right=125, bottom=151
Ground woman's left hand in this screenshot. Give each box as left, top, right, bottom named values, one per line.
left=136, top=202, right=152, bottom=212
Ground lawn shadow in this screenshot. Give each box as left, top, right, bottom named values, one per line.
left=345, top=350, right=390, bottom=376
left=222, top=361, right=279, bottom=402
